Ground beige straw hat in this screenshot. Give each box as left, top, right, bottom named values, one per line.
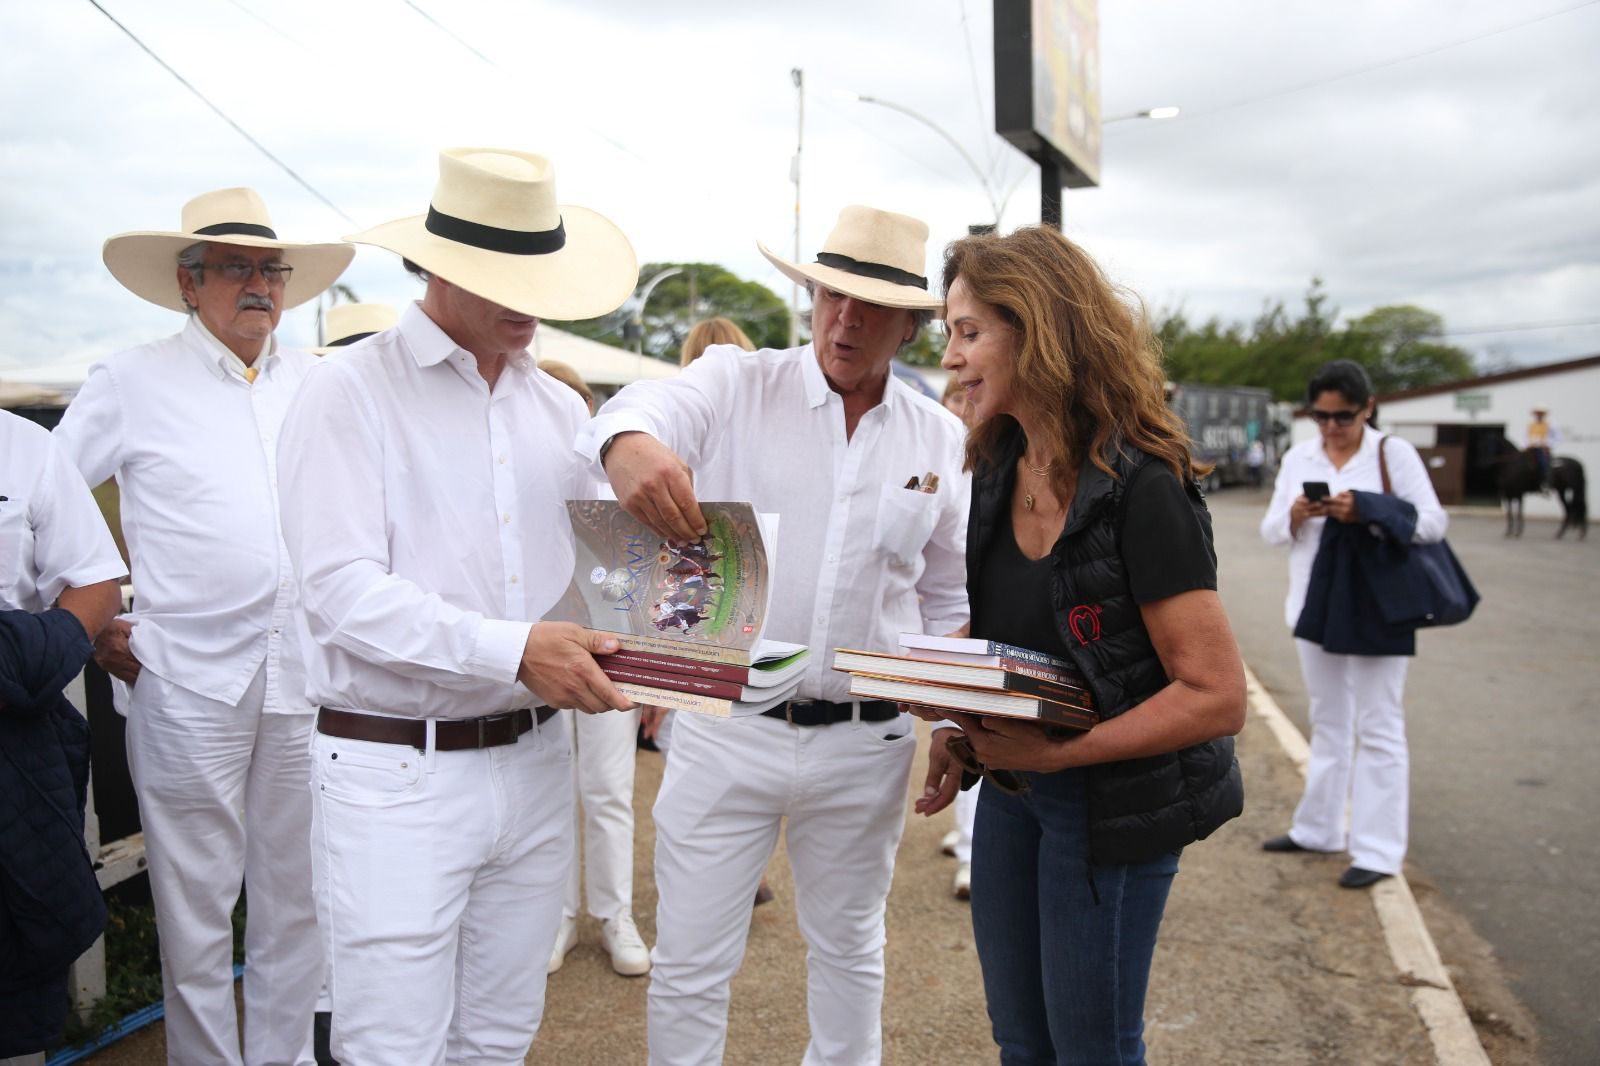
left=758, top=205, right=942, bottom=311
left=102, top=187, right=354, bottom=312
left=312, top=302, right=400, bottom=355
left=344, top=148, right=637, bottom=321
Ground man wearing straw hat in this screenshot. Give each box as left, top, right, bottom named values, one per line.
left=578, top=205, right=970, bottom=1066
left=310, top=301, right=399, bottom=356
left=275, top=147, right=637, bottom=1064
left=52, top=187, right=354, bottom=1065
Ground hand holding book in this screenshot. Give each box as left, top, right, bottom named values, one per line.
left=517, top=621, right=634, bottom=714
left=601, top=431, right=707, bottom=544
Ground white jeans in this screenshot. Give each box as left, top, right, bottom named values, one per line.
left=952, top=779, right=980, bottom=864
left=563, top=707, right=641, bottom=921
left=312, top=714, right=571, bottom=1065
left=648, top=709, right=916, bottom=1066
left=1291, top=639, right=1411, bottom=873
left=126, top=667, right=319, bottom=1066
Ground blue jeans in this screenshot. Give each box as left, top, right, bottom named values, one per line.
left=970, top=769, right=1180, bottom=1066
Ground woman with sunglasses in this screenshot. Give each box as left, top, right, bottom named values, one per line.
left=918, top=227, right=1246, bottom=1066
left=1259, top=360, right=1447, bottom=888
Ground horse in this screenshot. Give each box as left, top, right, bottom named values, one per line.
left=1490, top=438, right=1587, bottom=539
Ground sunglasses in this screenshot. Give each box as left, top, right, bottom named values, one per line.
left=946, top=731, right=1030, bottom=796
left=1309, top=408, right=1362, bottom=426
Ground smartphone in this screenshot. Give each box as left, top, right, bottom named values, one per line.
left=1303, top=481, right=1331, bottom=502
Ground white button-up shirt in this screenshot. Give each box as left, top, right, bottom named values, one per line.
left=277, top=302, right=595, bottom=719
left=1261, top=428, right=1449, bottom=628
left=0, top=411, right=126, bottom=614
left=577, top=344, right=970, bottom=704
left=53, top=318, right=312, bottom=711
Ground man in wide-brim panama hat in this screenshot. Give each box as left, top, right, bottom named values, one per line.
left=275, top=147, right=639, bottom=1063
left=576, top=204, right=969, bottom=1064
left=52, top=187, right=353, bottom=1065
left=310, top=301, right=399, bottom=356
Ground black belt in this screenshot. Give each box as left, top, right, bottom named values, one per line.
left=316, top=706, right=557, bottom=751
left=761, top=699, right=900, bottom=727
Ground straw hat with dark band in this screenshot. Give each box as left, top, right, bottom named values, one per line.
left=312, top=302, right=400, bottom=356
left=345, top=148, right=637, bottom=321
left=758, top=205, right=942, bottom=311
left=103, top=187, right=354, bottom=312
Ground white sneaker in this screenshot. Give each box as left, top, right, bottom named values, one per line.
left=600, top=912, right=651, bottom=977
left=940, top=829, right=959, bottom=857
left=547, top=915, right=578, bottom=975
left=953, top=862, right=972, bottom=901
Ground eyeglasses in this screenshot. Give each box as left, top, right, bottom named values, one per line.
left=945, top=731, right=1030, bottom=796
left=1309, top=408, right=1362, bottom=426
left=208, top=261, right=294, bottom=285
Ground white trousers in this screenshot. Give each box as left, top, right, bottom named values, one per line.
left=563, top=707, right=641, bottom=921
left=1291, top=640, right=1411, bottom=874
left=649, top=709, right=917, bottom=1066
left=312, top=715, right=571, bottom=1066
left=952, top=779, right=980, bottom=864
left=126, top=667, right=319, bottom=1066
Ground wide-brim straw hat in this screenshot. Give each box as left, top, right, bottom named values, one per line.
left=345, top=148, right=637, bottom=321
left=758, top=205, right=942, bottom=311
left=103, top=187, right=355, bottom=312
left=312, top=302, right=400, bottom=355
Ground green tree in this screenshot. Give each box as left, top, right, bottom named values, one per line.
left=1342, top=305, right=1475, bottom=394
left=549, top=262, right=792, bottom=363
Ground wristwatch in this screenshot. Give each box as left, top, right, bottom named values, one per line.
left=598, top=433, right=619, bottom=465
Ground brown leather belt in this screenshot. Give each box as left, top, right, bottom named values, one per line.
left=316, top=706, right=557, bottom=751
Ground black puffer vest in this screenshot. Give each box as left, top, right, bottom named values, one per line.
left=967, top=426, right=1244, bottom=865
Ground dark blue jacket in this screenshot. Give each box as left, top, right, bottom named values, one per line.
left=0, top=607, right=106, bottom=1056
left=1293, top=490, right=1419, bottom=657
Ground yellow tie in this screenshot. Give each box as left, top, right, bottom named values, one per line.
left=243, top=366, right=259, bottom=384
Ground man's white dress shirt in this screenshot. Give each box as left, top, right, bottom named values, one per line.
left=0, top=410, right=126, bottom=613
left=277, top=302, right=595, bottom=719
left=53, top=318, right=312, bottom=711
left=1261, top=428, right=1448, bottom=627
left=576, top=343, right=970, bottom=702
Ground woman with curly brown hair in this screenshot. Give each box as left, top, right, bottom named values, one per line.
left=915, top=227, right=1246, bottom=1065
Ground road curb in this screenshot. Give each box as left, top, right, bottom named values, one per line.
left=1243, top=663, right=1492, bottom=1066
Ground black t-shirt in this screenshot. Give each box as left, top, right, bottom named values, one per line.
left=971, top=460, right=1217, bottom=653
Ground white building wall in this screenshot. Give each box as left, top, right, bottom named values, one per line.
left=1291, top=362, right=1600, bottom=518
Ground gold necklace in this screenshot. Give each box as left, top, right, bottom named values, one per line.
left=1020, top=458, right=1054, bottom=512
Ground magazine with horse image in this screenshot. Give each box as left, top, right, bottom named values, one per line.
left=564, top=501, right=807, bottom=715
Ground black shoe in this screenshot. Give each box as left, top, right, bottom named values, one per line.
left=1338, top=866, right=1392, bottom=889
left=314, top=1011, right=340, bottom=1066
left=1262, top=834, right=1313, bottom=853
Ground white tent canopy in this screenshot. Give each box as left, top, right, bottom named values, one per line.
left=531, top=327, right=678, bottom=386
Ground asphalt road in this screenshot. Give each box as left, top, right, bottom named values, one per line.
left=1208, top=487, right=1599, bottom=1066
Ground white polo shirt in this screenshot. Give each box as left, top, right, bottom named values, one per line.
left=0, top=410, right=126, bottom=614
left=577, top=343, right=970, bottom=704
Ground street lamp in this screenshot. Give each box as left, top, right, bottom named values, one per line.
left=629, top=266, right=684, bottom=378
left=846, top=92, right=1004, bottom=227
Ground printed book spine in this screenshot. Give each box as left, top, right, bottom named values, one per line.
left=600, top=664, right=745, bottom=701
left=985, top=641, right=1074, bottom=670
left=1000, top=672, right=1096, bottom=712
left=600, top=649, right=750, bottom=685
left=995, top=656, right=1088, bottom=688
left=607, top=631, right=753, bottom=667
left=614, top=681, right=735, bottom=717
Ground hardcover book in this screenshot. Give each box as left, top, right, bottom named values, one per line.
left=896, top=633, right=1085, bottom=684
left=845, top=673, right=1096, bottom=731
left=832, top=649, right=1095, bottom=712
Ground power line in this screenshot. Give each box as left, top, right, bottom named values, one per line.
left=1438, top=316, right=1600, bottom=337
left=1111, top=0, right=1600, bottom=130
left=956, top=0, right=1000, bottom=177
left=84, top=0, right=356, bottom=226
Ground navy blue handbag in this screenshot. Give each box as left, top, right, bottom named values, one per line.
left=1377, top=437, right=1479, bottom=628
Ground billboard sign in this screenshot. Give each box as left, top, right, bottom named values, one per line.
left=994, top=0, right=1101, bottom=188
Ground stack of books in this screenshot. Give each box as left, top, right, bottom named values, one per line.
left=831, top=633, right=1097, bottom=731
left=566, top=499, right=808, bottom=716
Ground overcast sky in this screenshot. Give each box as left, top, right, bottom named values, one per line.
left=2, top=0, right=1597, bottom=381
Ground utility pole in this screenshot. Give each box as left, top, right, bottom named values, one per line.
left=790, top=67, right=804, bottom=348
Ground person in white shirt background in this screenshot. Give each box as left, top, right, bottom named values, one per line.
left=937, top=373, right=980, bottom=902
left=276, top=147, right=637, bottom=1065
left=533, top=358, right=652, bottom=981
left=1258, top=359, right=1448, bottom=889
left=580, top=205, right=970, bottom=1066
left=52, top=188, right=353, bottom=1066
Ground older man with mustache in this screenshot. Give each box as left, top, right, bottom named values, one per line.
left=53, top=188, right=352, bottom=1066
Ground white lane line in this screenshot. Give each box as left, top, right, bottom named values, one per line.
left=1243, top=663, right=1492, bottom=1066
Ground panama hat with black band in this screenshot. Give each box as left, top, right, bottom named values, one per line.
left=757, top=205, right=942, bottom=312
left=344, top=147, right=636, bottom=321
left=103, top=186, right=355, bottom=312
left=312, top=302, right=400, bottom=356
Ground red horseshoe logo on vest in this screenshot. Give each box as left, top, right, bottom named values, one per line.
left=1067, top=604, right=1103, bottom=645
